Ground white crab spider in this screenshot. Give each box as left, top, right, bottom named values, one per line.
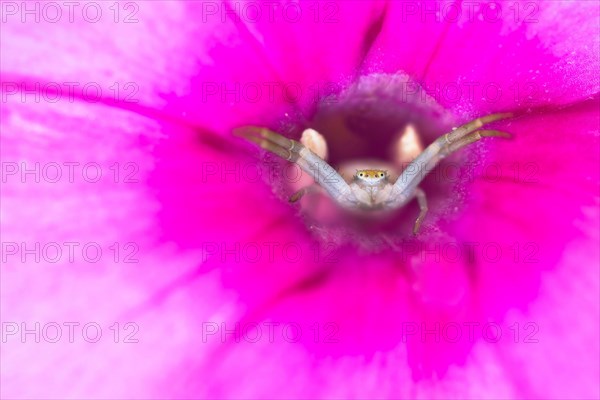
left=234, top=112, right=512, bottom=234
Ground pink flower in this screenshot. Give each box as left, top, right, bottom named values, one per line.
left=1, top=1, right=598, bottom=398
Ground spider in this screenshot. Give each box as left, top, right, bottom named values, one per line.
left=234, top=112, right=513, bottom=235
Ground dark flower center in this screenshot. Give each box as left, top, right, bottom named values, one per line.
left=270, top=73, right=476, bottom=249
left=312, top=73, right=453, bottom=165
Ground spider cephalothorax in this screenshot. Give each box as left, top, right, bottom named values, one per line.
left=350, top=169, right=393, bottom=210
left=235, top=113, right=513, bottom=234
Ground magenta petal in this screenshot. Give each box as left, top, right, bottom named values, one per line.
left=446, top=99, right=599, bottom=318
left=0, top=1, right=293, bottom=134
left=232, top=1, right=388, bottom=109
left=493, top=230, right=600, bottom=399
left=2, top=0, right=599, bottom=398
left=1, top=2, right=212, bottom=109
left=364, top=0, right=600, bottom=110
left=361, top=1, right=449, bottom=79
left=0, top=98, right=207, bottom=398
left=148, top=123, right=293, bottom=250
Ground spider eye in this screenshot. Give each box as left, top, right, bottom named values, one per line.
left=359, top=173, right=364, bottom=177
left=379, top=173, right=384, bottom=177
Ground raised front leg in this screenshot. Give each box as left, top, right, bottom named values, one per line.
left=234, top=126, right=359, bottom=208
left=389, top=112, right=513, bottom=204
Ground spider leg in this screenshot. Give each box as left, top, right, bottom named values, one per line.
left=289, top=183, right=322, bottom=203
left=233, top=126, right=299, bottom=161
left=289, top=129, right=328, bottom=203
left=234, top=126, right=358, bottom=207
left=444, top=113, right=513, bottom=143
left=391, top=113, right=513, bottom=202
left=412, top=187, right=428, bottom=235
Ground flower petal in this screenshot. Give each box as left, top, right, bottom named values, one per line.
left=445, top=99, right=599, bottom=318
left=232, top=0, right=389, bottom=110
left=0, top=97, right=210, bottom=398
left=363, top=0, right=600, bottom=111
left=0, top=1, right=291, bottom=134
